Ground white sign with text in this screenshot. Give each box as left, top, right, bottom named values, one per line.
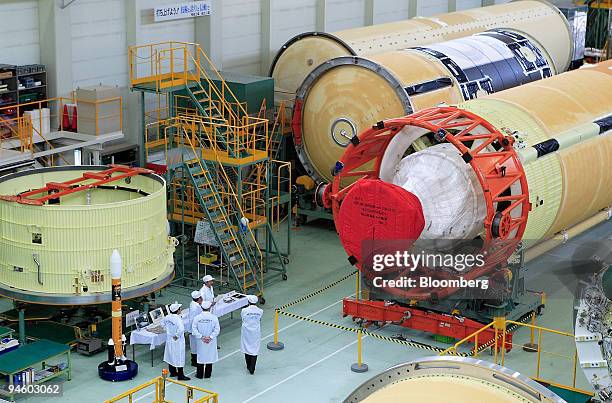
left=154, top=1, right=211, bottom=22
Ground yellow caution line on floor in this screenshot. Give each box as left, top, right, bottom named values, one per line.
left=277, top=270, right=357, bottom=310
left=277, top=309, right=465, bottom=356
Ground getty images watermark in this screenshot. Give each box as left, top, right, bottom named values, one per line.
left=358, top=239, right=521, bottom=300
left=371, top=249, right=489, bottom=290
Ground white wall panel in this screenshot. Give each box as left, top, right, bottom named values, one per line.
left=373, top=0, right=411, bottom=24
left=222, top=0, right=262, bottom=74
left=456, top=0, right=482, bottom=10
left=271, top=0, right=317, bottom=51
left=71, top=0, right=127, bottom=88
left=136, top=0, right=195, bottom=46
left=417, top=0, right=449, bottom=16
left=327, top=0, right=365, bottom=31
left=0, top=0, right=39, bottom=65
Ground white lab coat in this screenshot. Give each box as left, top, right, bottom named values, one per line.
left=240, top=305, right=263, bottom=355
left=187, top=301, right=202, bottom=353
left=192, top=311, right=220, bottom=364
left=161, top=313, right=186, bottom=367
left=200, top=285, right=215, bottom=303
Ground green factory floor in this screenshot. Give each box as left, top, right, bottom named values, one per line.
left=9, top=219, right=612, bottom=403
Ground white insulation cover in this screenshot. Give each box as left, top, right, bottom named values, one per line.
left=392, top=144, right=486, bottom=242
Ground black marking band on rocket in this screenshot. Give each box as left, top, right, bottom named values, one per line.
left=411, top=46, right=488, bottom=100
left=594, top=115, right=612, bottom=134
left=405, top=77, right=453, bottom=95
left=409, top=29, right=552, bottom=101
left=481, top=30, right=551, bottom=78
left=532, top=139, right=560, bottom=158
left=112, top=284, right=121, bottom=301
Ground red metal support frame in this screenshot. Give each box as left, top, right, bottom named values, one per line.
left=343, top=298, right=513, bottom=353
left=328, top=106, right=530, bottom=241
left=0, top=165, right=153, bottom=206
left=326, top=106, right=530, bottom=301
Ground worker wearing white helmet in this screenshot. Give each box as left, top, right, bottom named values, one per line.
left=161, top=302, right=190, bottom=380
left=199, top=275, right=215, bottom=305
left=241, top=295, right=263, bottom=374
left=192, top=300, right=220, bottom=379
left=188, top=290, right=203, bottom=366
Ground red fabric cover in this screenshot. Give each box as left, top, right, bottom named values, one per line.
left=336, top=179, right=425, bottom=266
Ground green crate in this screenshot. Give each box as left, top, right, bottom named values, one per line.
left=18, top=93, right=38, bottom=103
left=432, top=334, right=456, bottom=344
left=176, top=70, right=274, bottom=115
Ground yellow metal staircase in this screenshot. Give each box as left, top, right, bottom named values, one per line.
left=129, top=41, right=288, bottom=292
left=178, top=120, right=264, bottom=295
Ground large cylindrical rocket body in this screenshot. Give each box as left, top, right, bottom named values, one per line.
left=457, top=62, right=612, bottom=243
left=332, top=61, right=612, bottom=266
left=271, top=0, right=572, bottom=96
left=293, top=13, right=573, bottom=184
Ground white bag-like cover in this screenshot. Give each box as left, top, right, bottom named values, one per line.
left=392, top=144, right=486, bottom=245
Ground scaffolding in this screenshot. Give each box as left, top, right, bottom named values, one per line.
left=129, top=41, right=290, bottom=300
left=0, top=94, right=123, bottom=171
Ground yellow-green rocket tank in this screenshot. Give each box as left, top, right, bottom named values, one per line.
left=0, top=166, right=176, bottom=304
left=459, top=61, right=612, bottom=245
left=270, top=0, right=573, bottom=95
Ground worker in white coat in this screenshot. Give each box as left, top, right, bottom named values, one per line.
left=188, top=290, right=203, bottom=366
left=199, top=275, right=221, bottom=348
left=199, top=275, right=215, bottom=305
left=241, top=295, right=263, bottom=374
left=161, top=302, right=190, bottom=380
left=192, top=301, right=220, bottom=379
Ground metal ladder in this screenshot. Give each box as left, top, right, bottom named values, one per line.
left=180, top=130, right=263, bottom=296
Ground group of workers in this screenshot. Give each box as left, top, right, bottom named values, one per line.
left=159, top=274, right=264, bottom=381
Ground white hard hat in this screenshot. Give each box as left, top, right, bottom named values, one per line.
left=191, top=290, right=202, bottom=300
left=240, top=217, right=249, bottom=226
left=201, top=301, right=213, bottom=310
left=169, top=302, right=182, bottom=313
left=247, top=295, right=258, bottom=304
left=202, top=274, right=215, bottom=282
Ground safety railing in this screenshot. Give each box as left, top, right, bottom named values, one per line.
left=176, top=120, right=264, bottom=268
left=181, top=127, right=263, bottom=292
left=104, top=370, right=218, bottom=403
left=145, top=119, right=172, bottom=160
left=129, top=41, right=250, bottom=129
left=0, top=115, right=33, bottom=151
left=171, top=113, right=268, bottom=163
left=169, top=170, right=269, bottom=230
left=174, top=94, right=248, bottom=128
left=440, top=317, right=588, bottom=394
left=0, top=95, right=122, bottom=138
left=129, top=41, right=199, bottom=90
left=169, top=180, right=204, bottom=221
left=270, top=160, right=291, bottom=230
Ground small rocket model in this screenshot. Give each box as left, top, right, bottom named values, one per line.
left=108, top=249, right=126, bottom=362
left=98, top=249, right=138, bottom=381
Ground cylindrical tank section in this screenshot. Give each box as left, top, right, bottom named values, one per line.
left=0, top=166, right=176, bottom=304
left=345, top=357, right=565, bottom=403
left=271, top=0, right=572, bottom=95
left=295, top=24, right=568, bottom=184
left=331, top=61, right=612, bottom=264
left=459, top=62, right=612, bottom=243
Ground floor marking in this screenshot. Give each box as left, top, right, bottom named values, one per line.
left=242, top=336, right=367, bottom=403
left=133, top=295, right=353, bottom=402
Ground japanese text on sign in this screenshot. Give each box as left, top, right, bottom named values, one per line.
left=154, top=1, right=211, bottom=22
